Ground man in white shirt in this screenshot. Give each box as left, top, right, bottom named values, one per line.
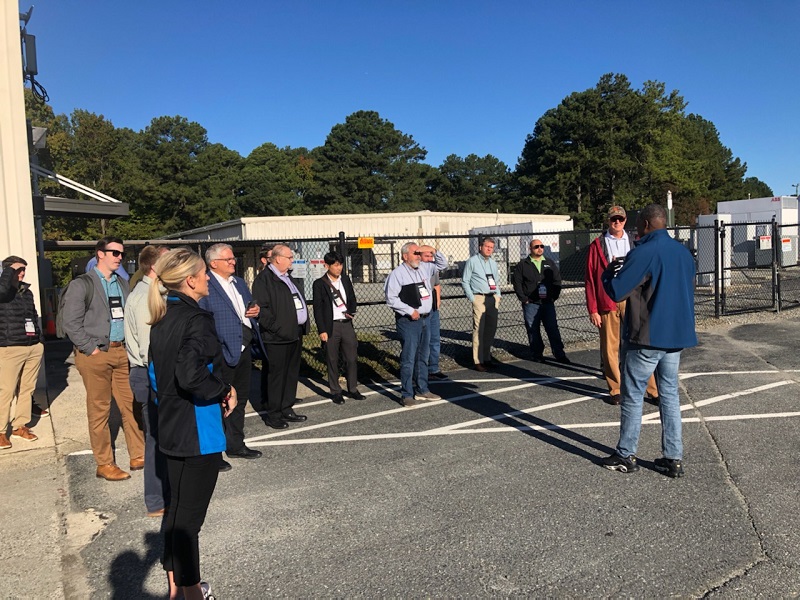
left=199, top=243, right=263, bottom=468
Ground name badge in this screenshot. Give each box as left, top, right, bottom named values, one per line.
left=487, top=274, right=497, bottom=290
left=25, top=318, right=36, bottom=336
left=332, top=289, right=346, bottom=308
left=416, top=282, right=431, bottom=299
left=109, top=296, right=124, bottom=320
left=292, top=293, right=304, bottom=310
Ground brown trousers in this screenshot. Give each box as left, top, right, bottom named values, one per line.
left=600, top=302, right=658, bottom=398
left=74, top=345, right=144, bottom=466
left=0, top=343, right=44, bottom=431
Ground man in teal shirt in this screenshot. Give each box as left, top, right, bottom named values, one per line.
left=461, top=237, right=501, bottom=372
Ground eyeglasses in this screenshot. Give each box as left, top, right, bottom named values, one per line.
left=276, top=254, right=294, bottom=260
left=531, top=244, right=545, bottom=249
left=102, top=249, right=123, bottom=258
left=217, top=257, right=237, bottom=263
left=610, top=216, right=626, bottom=223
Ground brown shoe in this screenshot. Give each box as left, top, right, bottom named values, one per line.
left=11, top=426, right=38, bottom=442
left=129, top=458, right=145, bottom=471
left=0, top=433, right=11, bottom=450
left=147, top=508, right=165, bottom=518
left=605, top=394, right=621, bottom=406
left=96, top=464, right=131, bottom=481
left=474, top=364, right=488, bottom=373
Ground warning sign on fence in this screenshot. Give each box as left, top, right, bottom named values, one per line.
left=358, top=237, right=375, bottom=249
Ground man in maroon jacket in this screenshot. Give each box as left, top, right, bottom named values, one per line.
left=585, top=207, right=657, bottom=405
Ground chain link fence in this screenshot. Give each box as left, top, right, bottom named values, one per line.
left=45, top=221, right=800, bottom=381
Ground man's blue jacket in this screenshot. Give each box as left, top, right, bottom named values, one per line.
left=602, top=228, right=698, bottom=350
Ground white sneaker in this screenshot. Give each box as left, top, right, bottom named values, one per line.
left=415, top=391, right=441, bottom=401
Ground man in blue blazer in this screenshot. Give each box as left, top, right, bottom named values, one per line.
left=199, top=243, right=266, bottom=468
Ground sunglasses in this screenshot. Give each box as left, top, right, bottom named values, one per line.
left=531, top=244, right=545, bottom=249
left=610, top=216, right=626, bottom=223
left=102, top=249, right=123, bottom=258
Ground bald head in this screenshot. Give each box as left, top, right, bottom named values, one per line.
left=637, top=203, right=667, bottom=237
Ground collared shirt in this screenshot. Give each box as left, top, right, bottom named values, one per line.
left=124, top=275, right=155, bottom=367
left=604, top=230, right=631, bottom=260
left=529, top=255, right=545, bottom=272
left=385, top=251, right=448, bottom=316
left=269, top=264, right=308, bottom=325
left=210, top=271, right=251, bottom=330
left=461, top=254, right=501, bottom=302
left=95, top=267, right=125, bottom=342
left=326, top=275, right=349, bottom=320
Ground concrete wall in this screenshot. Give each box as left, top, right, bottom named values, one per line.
left=0, top=4, right=39, bottom=311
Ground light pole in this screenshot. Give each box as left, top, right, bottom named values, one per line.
left=667, top=190, right=674, bottom=227
left=792, top=183, right=799, bottom=197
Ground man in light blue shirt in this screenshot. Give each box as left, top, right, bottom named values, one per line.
left=461, top=237, right=501, bottom=371
left=385, top=243, right=447, bottom=406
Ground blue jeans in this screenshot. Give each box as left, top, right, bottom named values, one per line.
left=617, top=344, right=683, bottom=460
left=428, top=309, right=441, bottom=374
left=396, top=314, right=430, bottom=399
left=522, top=302, right=565, bottom=358
left=130, top=366, right=170, bottom=513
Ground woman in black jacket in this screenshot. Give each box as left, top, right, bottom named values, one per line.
left=148, top=248, right=237, bottom=600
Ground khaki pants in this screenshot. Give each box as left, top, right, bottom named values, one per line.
left=74, top=345, right=144, bottom=467
left=0, top=343, right=44, bottom=431
left=472, top=294, right=501, bottom=365
left=600, top=302, right=658, bottom=398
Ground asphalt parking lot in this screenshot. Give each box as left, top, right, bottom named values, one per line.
left=3, top=313, right=800, bottom=598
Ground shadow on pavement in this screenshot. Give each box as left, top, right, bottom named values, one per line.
left=109, top=530, right=163, bottom=600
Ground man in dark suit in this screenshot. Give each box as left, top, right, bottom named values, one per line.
left=199, top=243, right=264, bottom=468
left=252, top=244, right=309, bottom=429
left=312, top=252, right=363, bottom=405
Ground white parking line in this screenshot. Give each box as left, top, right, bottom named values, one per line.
left=641, top=380, right=794, bottom=422
left=243, top=376, right=605, bottom=443
left=247, top=411, right=800, bottom=447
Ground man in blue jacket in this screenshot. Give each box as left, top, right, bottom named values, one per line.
left=199, top=244, right=265, bottom=469
left=600, top=204, right=697, bottom=478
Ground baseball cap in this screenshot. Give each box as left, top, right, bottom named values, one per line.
left=608, top=206, right=626, bottom=219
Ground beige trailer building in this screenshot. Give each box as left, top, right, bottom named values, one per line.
left=167, top=210, right=573, bottom=285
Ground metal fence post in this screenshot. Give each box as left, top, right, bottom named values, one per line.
left=714, top=220, right=720, bottom=318
left=772, top=219, right=780, bottom=312
left=338, top=231, right=347, bottom=276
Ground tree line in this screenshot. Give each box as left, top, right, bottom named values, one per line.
left=27, top=72, right=771, bottom=245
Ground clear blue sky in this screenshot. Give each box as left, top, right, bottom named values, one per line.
left=21, top=0, right=800, bottom=196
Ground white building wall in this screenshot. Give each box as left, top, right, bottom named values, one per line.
left=175, top=210, right=573, bottom=242
left=0, top=4, right=39, bottom=311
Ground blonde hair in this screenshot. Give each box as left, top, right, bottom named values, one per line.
left=148, top=248, right=206, bottom=325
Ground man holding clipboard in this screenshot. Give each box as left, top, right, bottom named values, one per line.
left=384, top=243, right=448, bottom=407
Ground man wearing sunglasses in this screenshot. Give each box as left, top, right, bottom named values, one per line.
left=62, top=237, right=144, bottom=481
left=512, top=239, right=569, bottom=364
left=585, top=206, right=658, bottom=405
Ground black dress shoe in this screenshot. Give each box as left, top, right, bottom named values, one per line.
left=348, top=391, right=366, bottom=400
left=554, top=355, right=572, bottom=364
left=474, top=364, right=488, bottom=372
left=332, top=393, right=345, bottom=405
left=283, top=412, right=308, bottom=422
left=429, top=372, right=448, bottom=381
left=265, top=418, right=289, bottom=430
left=227, top=446, right=262, bottom=459
left=219, top=459, right=232, bottom=472
left=531, top=355, right=545, bottom=363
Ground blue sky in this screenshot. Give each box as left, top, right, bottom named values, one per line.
left=20, top=1, right=800, bottom=196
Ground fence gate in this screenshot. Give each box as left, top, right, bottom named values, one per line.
left=718, top=221, right=777, bottom=315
